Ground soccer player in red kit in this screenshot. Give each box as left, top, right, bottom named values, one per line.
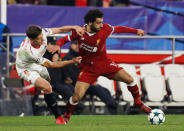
left=56, top=9, right=152, bottom=123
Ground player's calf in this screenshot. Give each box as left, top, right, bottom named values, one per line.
left=127, top=83, right=152, bottom=113
left=44, top=93, right=64, bottom=124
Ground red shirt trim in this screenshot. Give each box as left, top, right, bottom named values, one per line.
left=31, top=41, right=40, bottom=49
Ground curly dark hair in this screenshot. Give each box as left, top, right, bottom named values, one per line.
left=84, top=9, right=104, bottom=24
left=26, top=25, right=42, bottom=39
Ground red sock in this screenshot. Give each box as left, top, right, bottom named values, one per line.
left=127, top=84, right=141, bottom=105
left=128, top=84, right=152, bottom=113
left=66, top=101, right=78, bottom=112
left=64, top=99, right=78, bottom=122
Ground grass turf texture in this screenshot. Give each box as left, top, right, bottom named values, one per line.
left=0, top=115, right=184, bottom=131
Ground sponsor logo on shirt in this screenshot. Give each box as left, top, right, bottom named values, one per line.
left=80, top=43, right=98, bottom=52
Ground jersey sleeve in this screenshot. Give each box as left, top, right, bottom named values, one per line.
left=68, top=29, right=79, bottom=41
left=42, top=28, right=53, bottom=36
left=56, top=29, right=78, bottom=47
left=113, top=26, right=138, bottom=34
left=103, top=24, right=114, bottom=37
left=56, top=36, right=70, bottom=47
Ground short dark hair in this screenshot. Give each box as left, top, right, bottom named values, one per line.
left=84, top=9, right=104, bottom=24
left=47, top=36, right=57, bottom=45
left=26, top=25, right=42, bottom=39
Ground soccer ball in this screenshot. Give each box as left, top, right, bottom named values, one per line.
left=148, top=109, right=165, bottom=125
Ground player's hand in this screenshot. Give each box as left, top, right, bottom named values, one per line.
left=137, top=29, right=144, bottom=36
left=72, top=56, right=82, bottom=63
left=74, top=26, right=85, bottom=36
left=47, top=44, right=61, bottom=54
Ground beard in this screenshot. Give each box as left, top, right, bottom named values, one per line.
left=90, top=25, right=100, bottom=32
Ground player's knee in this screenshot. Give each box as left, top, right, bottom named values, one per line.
left=47, top=86, right=52, bottom=94
left=126, top=76, right=134, bottom=85
left=44, top=83, right=52, bottom=94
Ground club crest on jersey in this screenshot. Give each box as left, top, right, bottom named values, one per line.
left=96, top=39, right=100, bottom=46
left=81, top=37, right=85, bottom=40
left=78, top=72, right=83, bottom=78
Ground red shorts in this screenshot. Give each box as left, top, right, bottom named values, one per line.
left=77, top=59, right=123, bottom=84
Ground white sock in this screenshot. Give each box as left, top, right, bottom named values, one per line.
left=127, top=81, right=136, bottom=87
left=69, top=97, right=78, bottom=105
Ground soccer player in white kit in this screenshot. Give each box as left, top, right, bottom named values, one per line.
left=16, top=25, right=83, bottom=124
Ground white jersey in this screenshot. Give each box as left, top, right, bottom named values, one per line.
left=16, top=28, right=52, bottom=70
left=15, top=28, right=52, bottom=84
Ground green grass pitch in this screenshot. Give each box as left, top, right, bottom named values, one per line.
left=0, top=115, right=184, bottom=131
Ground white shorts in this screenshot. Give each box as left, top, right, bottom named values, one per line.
left=16, top=64, right=50, bottom=85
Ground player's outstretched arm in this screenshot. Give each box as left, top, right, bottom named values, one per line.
left=136, top=29, right=144, bottom=36
left=42, top=56, right=82, bottom=68
left=113, top=26, right=144, bottom=36
left=51, top=26, right=84, bottom=36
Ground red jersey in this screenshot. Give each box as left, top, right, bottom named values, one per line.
left=57, top=24, right=137, bottom=65
left=57, top=24, right=138, bottom=83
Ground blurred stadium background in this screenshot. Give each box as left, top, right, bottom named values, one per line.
left=0, top=0, right=184, bottom=117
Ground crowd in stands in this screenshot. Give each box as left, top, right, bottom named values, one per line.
left=2, top=0, right=130, bottom=7
left=3, top=0, right=184, bottom=7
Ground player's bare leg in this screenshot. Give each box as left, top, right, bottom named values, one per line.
left=35, top=77, right=65, bottom=124
left=112, top=69, right=151, bottom=113
left=35, top=77, right=52, bottom=94
left=64, top=81, right=90, bottom=123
